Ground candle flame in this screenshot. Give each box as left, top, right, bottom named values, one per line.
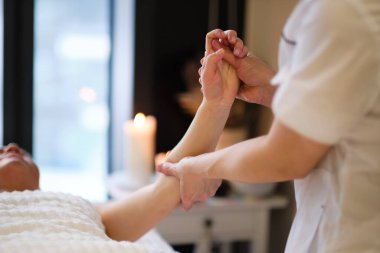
left=134, top=113, right=146, bottom=128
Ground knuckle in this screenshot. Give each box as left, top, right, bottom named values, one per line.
left=214, top=28, right=223, bottom=34
left=206, top=30, right=216, bottom=37
left=226, top=29, right=237, bottom=36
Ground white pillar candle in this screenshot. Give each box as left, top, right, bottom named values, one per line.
left=123, top=113, right=157, bottom=188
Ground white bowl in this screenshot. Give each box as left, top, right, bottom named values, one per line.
left=230, top=181, right=276, bottom=197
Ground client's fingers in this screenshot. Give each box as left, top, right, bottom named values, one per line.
left=156, top=162, right=179, bottom=178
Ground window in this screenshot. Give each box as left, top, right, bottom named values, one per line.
left=34, top=0, right=111, bottom=202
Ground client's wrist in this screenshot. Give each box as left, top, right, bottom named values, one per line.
left=200, top=99, right=233, bottom=113
left=152, top=175, right=180, bottom=209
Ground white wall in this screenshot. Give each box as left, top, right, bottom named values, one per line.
left=244, top=1, right=299, bottom=252
left=244, top=0, right=298, bottom=136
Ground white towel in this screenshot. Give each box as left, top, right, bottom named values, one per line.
left=0, top=190, right=175, bottom=253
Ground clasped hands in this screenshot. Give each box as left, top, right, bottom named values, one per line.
left=157, top=29, right=276, bottom=210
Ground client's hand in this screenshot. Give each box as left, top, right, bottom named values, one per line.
left=200, top=49, right=239, bottom=108
left=157, top=155, right=221, bottom=211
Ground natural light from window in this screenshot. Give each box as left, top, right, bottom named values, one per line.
left=34, top=0, right=110, bottom=202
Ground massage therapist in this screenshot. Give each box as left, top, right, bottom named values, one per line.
left=159, top=1, right=380, bottom=252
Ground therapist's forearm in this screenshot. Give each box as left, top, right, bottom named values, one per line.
left=204, top=137, right=300, bottom=183
left=200, top=121, right=329, bottom=183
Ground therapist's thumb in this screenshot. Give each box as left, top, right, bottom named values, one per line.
left=157, top=162, right=179, bottom=178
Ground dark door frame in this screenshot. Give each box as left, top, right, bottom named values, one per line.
left=3, top=0, right=34, bottom=153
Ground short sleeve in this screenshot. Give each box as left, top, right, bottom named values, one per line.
left=272, top=1, right=380, bottom=144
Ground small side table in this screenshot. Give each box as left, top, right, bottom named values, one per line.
left=157, top=196, right=287, bottom=253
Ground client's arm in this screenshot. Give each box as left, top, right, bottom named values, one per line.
left=97, top=49, right=239, bottom=242
left=96, top=175, right=179, bottom=241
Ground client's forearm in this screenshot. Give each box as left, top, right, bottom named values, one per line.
left=98, top=100, right=232, bottom=241
left=98, top=175, right=179, bottom=242
left=165, top=100, right=231, bottom=163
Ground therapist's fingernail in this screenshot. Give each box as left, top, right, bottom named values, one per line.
left=234, top=48, right=240, bottom=55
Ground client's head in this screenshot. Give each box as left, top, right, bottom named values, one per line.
left=0, top=143, right=40, bottom=192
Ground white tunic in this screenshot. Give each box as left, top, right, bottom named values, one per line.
left=271, top=0, right=380, bottom=252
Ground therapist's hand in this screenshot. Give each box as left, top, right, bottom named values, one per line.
left=157, top=156, right=222, bottom=211
left=205, top=29, right=248, bottom=57
left=205, top=29, right=277, bottom=107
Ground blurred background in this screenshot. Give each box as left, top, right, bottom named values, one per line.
left=1, top=0, right=298, bottom=252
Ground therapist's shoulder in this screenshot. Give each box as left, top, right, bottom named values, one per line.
left=312, top=0, right=362, bottom=19
left=305, top=0, right=378, bottom=40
